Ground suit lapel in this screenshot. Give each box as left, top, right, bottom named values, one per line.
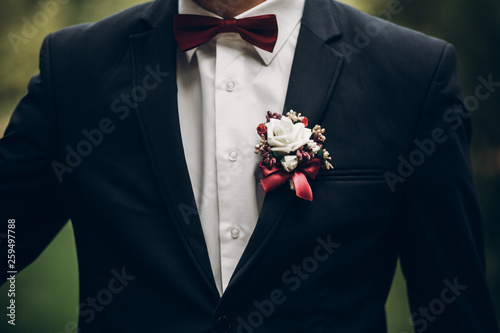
left=227, top=0, right=345, bottom=290
left=284, top=0, right=345, bottom=126
left=129, top=1, right=219, bottom=299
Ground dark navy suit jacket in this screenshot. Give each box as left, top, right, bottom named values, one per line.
left=1, top=0, right=498, bottom=332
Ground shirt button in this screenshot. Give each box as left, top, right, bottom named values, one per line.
left=231, top=228, right=240, bottom=239
left=228, top=151, right=238, bottom=162
left=225, top=80, right=235, bottom=92
left=215, top=315, right=233, bottom=333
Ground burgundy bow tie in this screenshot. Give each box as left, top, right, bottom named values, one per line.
left=173, top=14, right=278, bottom=52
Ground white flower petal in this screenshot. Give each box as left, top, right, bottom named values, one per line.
left=271, top=146, right=292, bottom=155
left=265, top=117, right=312, bottom=154
left=281, top=155, right=298, bottom=172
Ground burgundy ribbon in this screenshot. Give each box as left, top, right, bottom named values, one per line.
left=174, top=14, right=278, bottom=52
left=260, top=158, right=322, bottom=201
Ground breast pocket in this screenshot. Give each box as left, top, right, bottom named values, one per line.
left=291, top=169, right=398, bottom=239
left=315, top=169, right=387, bottom=182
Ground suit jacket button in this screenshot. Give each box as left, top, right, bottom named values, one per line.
left=215, top=315, right=233, bottom=333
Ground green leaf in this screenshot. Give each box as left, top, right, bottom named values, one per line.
left=316, top=149, right=324, bottom=160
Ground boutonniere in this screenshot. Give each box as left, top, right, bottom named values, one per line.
left=254, top=110, right=333, bottom=201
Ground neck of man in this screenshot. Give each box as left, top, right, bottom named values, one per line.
left=193, top=0, right=267, bottom=18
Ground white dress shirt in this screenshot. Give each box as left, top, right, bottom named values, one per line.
left=176, top=0, right=305, bottom=295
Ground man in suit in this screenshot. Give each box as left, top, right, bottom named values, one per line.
left=1, top=0, right=498, bottom=332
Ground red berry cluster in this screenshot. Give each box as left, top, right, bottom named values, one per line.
left=296, top=146, right=314, bottom=164
left=265, top=111, right=282, bottom=122
left=259, top=144, right=277, bottom=168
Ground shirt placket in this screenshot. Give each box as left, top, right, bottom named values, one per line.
left=214, top=36, right=249, bottom=291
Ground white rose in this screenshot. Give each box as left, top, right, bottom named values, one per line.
left=281, top=155, right=299, bottom=172
left=266, top=118, right=312, bottom=155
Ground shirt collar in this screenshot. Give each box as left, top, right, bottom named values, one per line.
left=178, top=0, right=305, bottom=65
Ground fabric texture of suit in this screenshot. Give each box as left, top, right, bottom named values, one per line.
left=0, top=0, right=498, bottom=332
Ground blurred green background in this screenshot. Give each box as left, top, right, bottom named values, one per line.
left=0, top=0, right=498, bottom=332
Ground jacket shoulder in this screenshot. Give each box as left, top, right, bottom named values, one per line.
left=48, top=2, right=154, bottom=59
left=332, top=1, right=449, bottom=65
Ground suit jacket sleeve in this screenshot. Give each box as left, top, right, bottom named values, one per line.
left=396, top=43, right=499, bottom=332
left=0, top=34, right=70, bottom=282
